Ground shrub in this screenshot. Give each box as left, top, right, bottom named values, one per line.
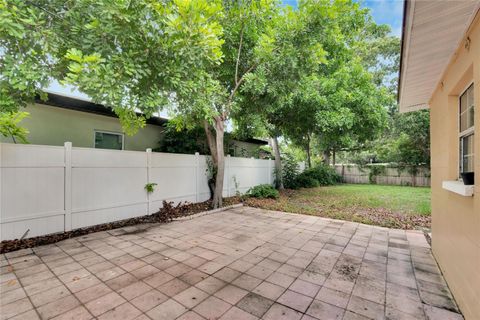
left=295, top=174, right=319, bottom=188
left=294, top=164, right=342, bottom=188
left=302, top=164, right=342, bottom=185
left=247, top=184, right=279, bottom=199
left=282, top=154, right=300, bottom=189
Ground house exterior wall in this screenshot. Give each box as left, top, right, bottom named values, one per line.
left=229, top=140, right=263, bottom=158
left=0, top=103, right=165, bottom=151
left=429, top=17, right=479, bottom=320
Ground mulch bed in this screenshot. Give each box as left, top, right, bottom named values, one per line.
left=1, top=197, right=241, bottom=254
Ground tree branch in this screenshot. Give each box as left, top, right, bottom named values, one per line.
left=235, top=22, right=245, bottom=86
left=229, top=62, right=257, bottom=103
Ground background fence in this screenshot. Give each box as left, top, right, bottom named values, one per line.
left=0, top=142, right=275, bottom=241
left=334, top=164, right=430, bottom=187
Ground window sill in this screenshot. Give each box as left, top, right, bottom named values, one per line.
left=442, top=180, right=474, bottom=197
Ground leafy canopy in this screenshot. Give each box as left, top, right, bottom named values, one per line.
left=0, top=111, right=29, bottom=143
left=1, top=0, right=225, bottom=135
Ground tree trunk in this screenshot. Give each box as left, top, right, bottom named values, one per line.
left=332, top=149, right=336, bottom=166
left=204, top=121, right=217, bottom=164
left=306, top=145, right=311, bottom=169
left=323, top=150, right=330, bottom=165
left=271, top=136, right=284, bottom=190
left=412, top=167, right=417, bottom=187
left=203, top=121, right=217, bottom=200
left=212, top=116, right=225, bottom=209
left=305, top=134, right=312, bottom=168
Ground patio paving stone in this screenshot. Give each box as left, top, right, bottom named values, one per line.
left=236, top=292, right=274, bottom=318
left=1, top=206, right=464, bottom=320
left=214, top=285, right=249, bottom=305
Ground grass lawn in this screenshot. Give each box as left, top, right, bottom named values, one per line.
left=244, top=184, right=431, bottom=230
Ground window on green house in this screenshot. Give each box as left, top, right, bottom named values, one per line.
left=459, top=84, right=474, bottom=173
left=94, top=131, right=124, bottom=150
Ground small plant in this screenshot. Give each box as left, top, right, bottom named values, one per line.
left=247, top=184, right=279, bottom=199
left=144, top=182, right=157, bottom=193
left=232, top=175, right=241, bottom=196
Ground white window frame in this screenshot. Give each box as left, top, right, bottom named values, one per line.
left=94, top=130, right=125, bottom=150
left=458, top=83, right=474, bottom=174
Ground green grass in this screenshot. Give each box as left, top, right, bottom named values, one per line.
left=245, top=184, right=431, bottom=229
left=297, top=184, right=431, bottom=216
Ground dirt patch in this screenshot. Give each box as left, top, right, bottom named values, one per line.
left=0, top=197, right=241, bottom=254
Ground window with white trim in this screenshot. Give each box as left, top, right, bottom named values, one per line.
left=94, top=131, right=124, bottom=150
left=459, top=84, right=474, bottom=173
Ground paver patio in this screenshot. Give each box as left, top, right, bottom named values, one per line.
left=1, top=206, right=463, bottom=320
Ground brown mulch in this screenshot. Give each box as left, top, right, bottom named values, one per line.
left=0, top=197, right=241, bottom=254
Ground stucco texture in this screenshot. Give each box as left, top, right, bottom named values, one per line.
left=429, top=15, right=480, bottom=320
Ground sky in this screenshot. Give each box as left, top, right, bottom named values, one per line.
left=361, top=0, right=403, bottom=36
left=282, top=0, right=403, bottom=36
left=48, top=0, right=404, bottom=105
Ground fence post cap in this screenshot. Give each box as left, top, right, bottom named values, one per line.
left=64, top=141, right=72, bottom=147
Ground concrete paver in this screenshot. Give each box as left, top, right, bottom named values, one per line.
left=1, top=206, right=463, bottom=319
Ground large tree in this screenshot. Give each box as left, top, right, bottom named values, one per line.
left=1, top=0, right=224, bottom=128
left=238, top=0, right=388, bottom=180
left=171, top=0, right=280, bottom=207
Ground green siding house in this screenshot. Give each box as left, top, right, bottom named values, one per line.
left=2, top=93, right=267, bottom=156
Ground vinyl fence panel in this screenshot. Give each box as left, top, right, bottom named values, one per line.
left=1, top=144, right=66, bottom=240
left=71, top=147, right=149, bottom=229
left=0, top=142, right=276, bottom=241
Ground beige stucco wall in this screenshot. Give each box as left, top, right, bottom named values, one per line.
left=429, top=16, right=480, bottom=320
left=0, top=103, right=165, bottom=151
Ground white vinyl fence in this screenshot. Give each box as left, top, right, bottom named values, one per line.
left=0, top=142, right=274, bottom=241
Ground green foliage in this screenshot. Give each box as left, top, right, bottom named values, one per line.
left=282, top=154, right=301, bottom=189
left=368, top=165, right=386, bottom=184
left=1, top=0, right=404, bottom=208
left=237, top=0, right=389, bottom=165
left=0, top=0, right=52, bottom=112
left=294, top=174, right=320, bottom=188
left=297, top=164, right=342, bottom=188
left=247, top=184, right=279, bottom=199
left=144, top=183, right=157, bottom=193
left=156, top=125, right=210, bottom=155
left=375, top=110, right=430, bottom=166
left=1, top=0, right=224, bottom=131
left=157, top=124, right=260, bottom=157
left=0, top=111, right=29, bottom=143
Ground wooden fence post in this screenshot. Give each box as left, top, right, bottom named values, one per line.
left=64, top=142, right=72, bottom=231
